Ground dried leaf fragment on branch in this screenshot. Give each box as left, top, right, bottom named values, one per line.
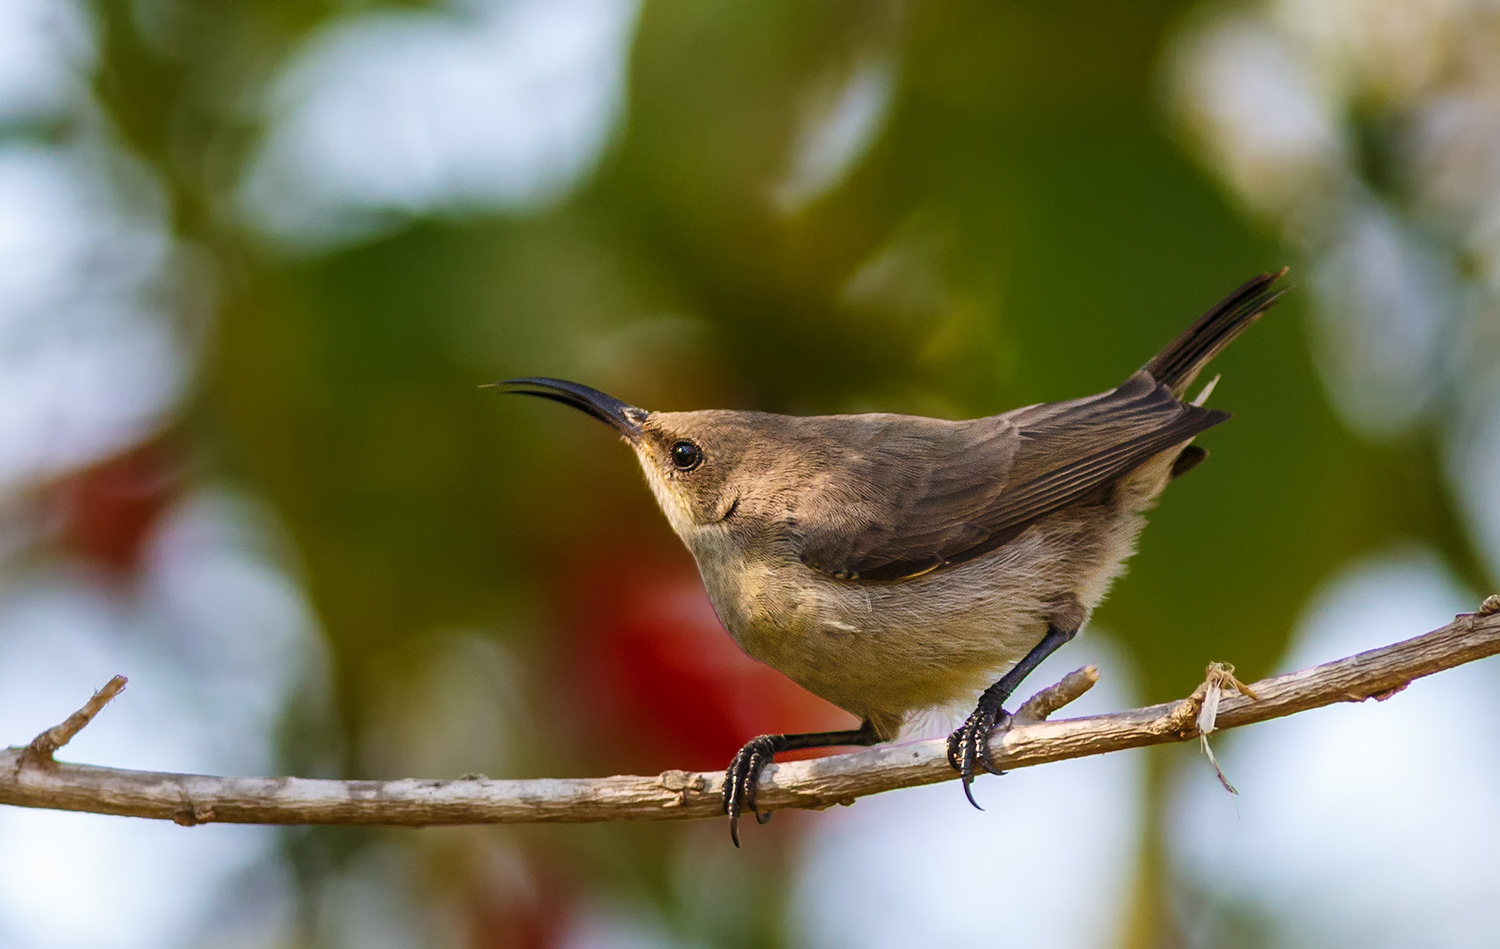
left=1193, top=662, right=1258, bottom=794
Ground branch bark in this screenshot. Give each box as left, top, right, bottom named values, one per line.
left=4, top=602, right=1499, bottom=827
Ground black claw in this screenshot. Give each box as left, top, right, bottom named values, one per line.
left=945, top=623, right=1076, bottom=810
left=947, top=702, right=1011, bottom=809
left=721, top=722, right=881, bottom=846
left=724, top=736, right=778, bottom=848
left=961, top=777, right=983, bottom=810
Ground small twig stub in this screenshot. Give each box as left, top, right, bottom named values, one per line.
left=22, top=675, right=128, bottom=766
left=1012, top=665, right=1100, bottom=724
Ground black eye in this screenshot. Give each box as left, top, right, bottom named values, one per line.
left=670, top=440, right=702, bottom=471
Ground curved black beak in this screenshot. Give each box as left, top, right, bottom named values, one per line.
left=487, top=377, right=647, bottom=442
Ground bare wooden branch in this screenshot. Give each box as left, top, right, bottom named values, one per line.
left=2, top=605, right=1498, bottom=827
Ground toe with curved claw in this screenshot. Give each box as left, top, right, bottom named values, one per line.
left=724, top=736, right=780, bottom=848
left=946, top=704, right=1011, bottom=809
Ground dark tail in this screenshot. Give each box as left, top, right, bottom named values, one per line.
left=1143, top=269, right=1287, bottom=397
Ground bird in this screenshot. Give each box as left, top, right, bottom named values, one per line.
left=494, top=269, right=1286, bottom=845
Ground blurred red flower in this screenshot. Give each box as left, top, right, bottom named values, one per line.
left=53, top=437, right=180, bottom=574
left=565, top=554, right=853, bottom=774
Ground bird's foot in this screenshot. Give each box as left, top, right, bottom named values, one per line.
left=724, top=735, right=780, bottom=848
left=946, top=701, right=1011, bottom=809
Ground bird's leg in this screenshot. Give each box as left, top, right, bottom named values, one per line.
left=948, top=622, right=1078, bottom=808
left=725, top=719, right=880, bottom=847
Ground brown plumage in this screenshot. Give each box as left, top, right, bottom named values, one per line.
left=496, top=268, right=1286, bottom=845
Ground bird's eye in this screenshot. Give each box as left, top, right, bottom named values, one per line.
left=670, top=440, right=702, bottom=471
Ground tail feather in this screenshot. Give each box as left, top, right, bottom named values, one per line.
left=1144, top=269, right=1287, bottom=396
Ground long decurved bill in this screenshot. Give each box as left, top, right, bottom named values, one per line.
left=488, top=377, right=647, bottom=441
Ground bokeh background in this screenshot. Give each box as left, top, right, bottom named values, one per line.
left=3, top=0, right=1500, bottom=946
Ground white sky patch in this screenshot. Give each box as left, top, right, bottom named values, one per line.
left=139, top=488, right=327, bottom=775
left=1308, top=199, right=1460, bottom=438
left=789, top=634, right=1142, bottom=949
left=0, top=583, right=272, bottom=949
left=1409, top=89, right=1500, bottom=293
left=239, top=0, right=642, bottom=250
left=0, top=489, right=321, bottom=949
left=0, top=0, right=94, bottom=124
left=776, top=57, right=896, bottom=215
left=1169, top=14, right=1346, bottom=219
left=1448, top=379, right=1500, bottom=581
left=1169, top=550, right=1497, bottom=949
left=1268, top=0, right=1456, bottom=105
left=557, top=898, right=702, bottom=949
left=0, top=143, right=186, bottom=494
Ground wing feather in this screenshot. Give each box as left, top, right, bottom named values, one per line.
left=790, top=372, right=1224, bottom=581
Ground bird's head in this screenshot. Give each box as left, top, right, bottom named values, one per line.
left=494, top=378, right=756, bottom=544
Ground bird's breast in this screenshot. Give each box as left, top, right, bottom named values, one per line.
left=684, top=527, right=1083, bottom=724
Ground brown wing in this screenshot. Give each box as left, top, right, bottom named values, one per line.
left=789, top=372, right=1225, bottom=581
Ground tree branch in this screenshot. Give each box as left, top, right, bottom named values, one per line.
left=3, top=601, right=1499, bottom=827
